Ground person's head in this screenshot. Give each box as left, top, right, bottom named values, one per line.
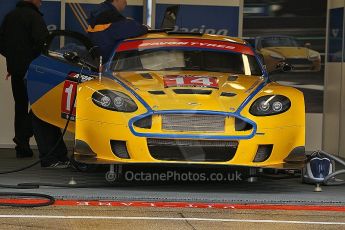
left=25, top=0, right=42, bottom=9
left=107, top=0, right=127, bottom=12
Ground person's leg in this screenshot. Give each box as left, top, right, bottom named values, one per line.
left=31, top=112, right=68, bottom=167
left=10, top=75, right=33, bottom=157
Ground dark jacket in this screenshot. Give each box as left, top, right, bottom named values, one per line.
left=0, top=1, right=49, bottom=76
left=87, top=1, right=148, bottom=62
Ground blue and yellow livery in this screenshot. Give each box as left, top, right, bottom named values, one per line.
left=27, top=30, right=306, bottom=169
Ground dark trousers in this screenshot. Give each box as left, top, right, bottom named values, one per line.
left=31, top=113, right=68, bottom=166
left=11, top=75, right=33, bottom=148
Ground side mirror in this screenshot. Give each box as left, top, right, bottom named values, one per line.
left=63, top=51, right=80, bottom=63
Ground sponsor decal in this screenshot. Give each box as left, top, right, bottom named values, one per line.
left=163, top=75, right=219, bottom=88
left=116, top=38, right=254, bottom=55
left=61, top=72, right=93, bottom=120
left=173, top=25, right=229, bottom=36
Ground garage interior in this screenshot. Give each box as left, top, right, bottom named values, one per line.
left=0, top=0, right=344, bottom=215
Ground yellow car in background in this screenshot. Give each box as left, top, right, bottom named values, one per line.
left=27, top=30, right=306, bottom=171
left=255, top=35, right=321, bottom=72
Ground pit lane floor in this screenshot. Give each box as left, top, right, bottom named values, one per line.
left=0, top=149, right=344, bottom=205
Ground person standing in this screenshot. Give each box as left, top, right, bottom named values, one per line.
left=0, top=0, right=48, bottom=158
left=87, top=0, right=148, bottom=62
left=0, top=0, right=69, bottom=168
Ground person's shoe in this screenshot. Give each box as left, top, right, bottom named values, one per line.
left=15, top=147, right=34, bottom=158
left=13, top=138, right=33, bottom=158
left=42, top=161, right=70, bottom=169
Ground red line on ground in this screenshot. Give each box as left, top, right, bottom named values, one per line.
left=1, top=199, right=345, bottom=212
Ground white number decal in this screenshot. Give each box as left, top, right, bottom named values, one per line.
left=175, top=77, right=185, bottom=85
left=64, top=84, right=74, bottom=111
left=190, top=77, right=212, bottom=86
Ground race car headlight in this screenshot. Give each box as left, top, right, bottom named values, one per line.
left=269, top=52, right=285, bottom=60
left=249, top=95, right=291, bottom=116
left=92, top=90, right=138, bottom=112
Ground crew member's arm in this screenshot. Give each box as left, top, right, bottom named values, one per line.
left=111, top=18, right=148, bottom=40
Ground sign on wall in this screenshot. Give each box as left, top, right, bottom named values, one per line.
left=154, top=0, right=242, bottom=37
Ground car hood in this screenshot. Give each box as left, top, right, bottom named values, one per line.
left=262, top=47, right=311, bottom=58
left=114, top=71, right=264, bottom=112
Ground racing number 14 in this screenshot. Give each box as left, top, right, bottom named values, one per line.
left=61, top=80, right=77, bottom=120
left=164, top=75, right=219, bottom=88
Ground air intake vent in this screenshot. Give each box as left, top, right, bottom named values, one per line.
left=221, top=92, right=236, bottom=97
left=110, top=140, right=130, bottom=159
left=173, top=89, right=212, bottom=95
left=235, top=118, right=253, bottom=131
left=147, top=139, right=238, bottom=162
left=148, top=90, right=165, bottom=95
left=253, top=145, right=273, bottom=162
left=140, top=73, right=153, bottom=79
left=227, top=75, right=238, bottom=81
left=134, top=116, right=152, bottom=129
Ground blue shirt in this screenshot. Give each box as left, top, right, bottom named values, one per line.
left=87, top=1, right=147, bottom=62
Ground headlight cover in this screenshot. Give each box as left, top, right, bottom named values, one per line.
left=269, top=52, right=285, bottom=60
left=308, top=50, right=320, bottom=60
left=249, top=95, right=291, bottom=116
left=92, top=90, right=138, bottom=112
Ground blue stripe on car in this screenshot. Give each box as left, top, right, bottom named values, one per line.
left=106, top=72, right=267, bottom=140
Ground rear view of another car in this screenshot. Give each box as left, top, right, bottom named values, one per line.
left=256, top=35, right=321, bottom=72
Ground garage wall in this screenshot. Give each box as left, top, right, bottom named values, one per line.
left=323, top=0, right=345, bottom=157
left=0, top=56, right=15, bottom=147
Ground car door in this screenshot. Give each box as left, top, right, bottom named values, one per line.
left=27, top=30, right=99, bottom=130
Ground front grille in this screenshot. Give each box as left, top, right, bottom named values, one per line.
left=148, top=139, right=238, bottom=162
left=286, top=58, right=312, bottom=65
left=162, top=114, right=225, bottom=132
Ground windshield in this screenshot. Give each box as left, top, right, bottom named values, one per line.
left=260, top=37, right=299, bottom=48
left=111, top=39, right=263, bottom=76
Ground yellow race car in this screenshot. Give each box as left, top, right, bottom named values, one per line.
left=27, top=30, right=305, bottom=171
left=255, top=35, right=321, bottom=72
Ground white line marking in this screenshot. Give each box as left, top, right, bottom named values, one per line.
left=0, top=215, right=344, bottom=225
